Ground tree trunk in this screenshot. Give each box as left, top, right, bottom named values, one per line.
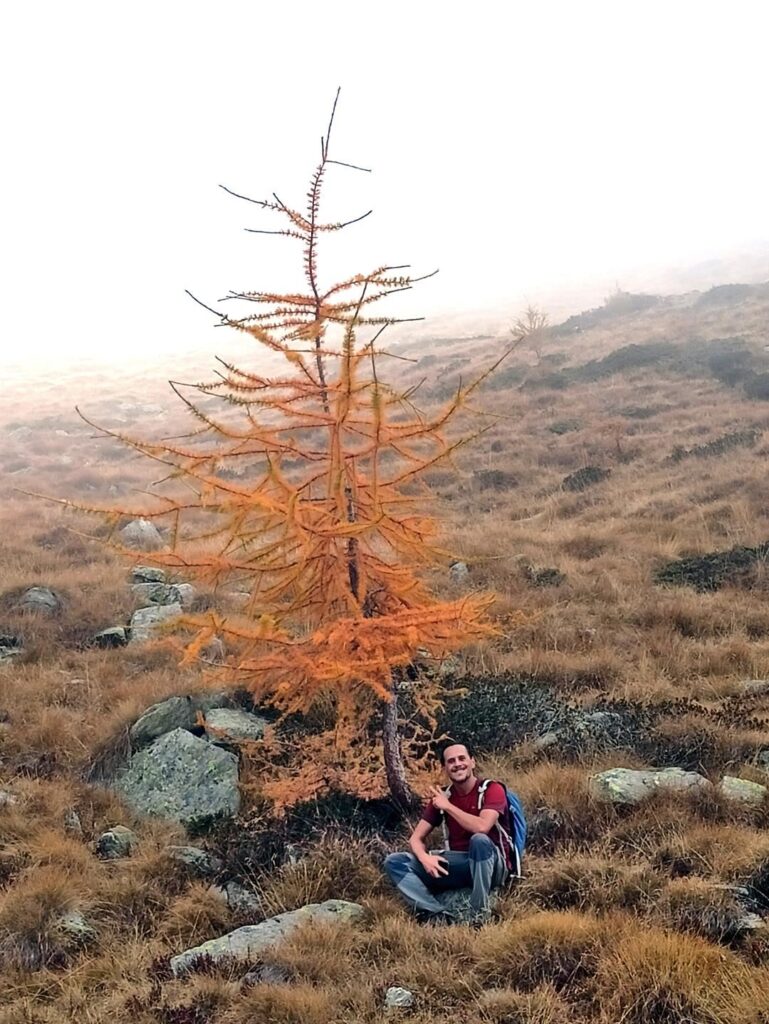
left=382, top=680, right=419, bottom=811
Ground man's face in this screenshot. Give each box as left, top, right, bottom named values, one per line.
left=442, top=744, right=475, bottom=784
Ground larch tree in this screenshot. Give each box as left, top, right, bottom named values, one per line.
left=73, top=93, right=504, bottom=809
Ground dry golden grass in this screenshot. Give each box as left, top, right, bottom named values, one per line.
left=3, top=285, right=769, bottom=1021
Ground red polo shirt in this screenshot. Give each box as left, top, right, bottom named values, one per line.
left=421, top=778, right=508, bottom=862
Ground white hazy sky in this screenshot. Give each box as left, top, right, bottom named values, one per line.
left=2, top=0, right=768, bottom=372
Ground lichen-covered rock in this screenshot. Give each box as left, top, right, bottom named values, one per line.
left=384, top=987, right=415, bottom=1009
left=132, top=582, right=184, bottom=607
left=130, top=696, right=198, bottom=748
left=131, top=565, right=166, bottom=583
left=719, top=775, right=768, bottom=805
left=96, top=825, right=138, bottom=859
left=204, top=708, right=268, bottom=744
left=170, top=899, right=364, bottom=975
left=120, top=519, right=163, bottom=551
left=56, top=909, right=97, bottom=947
left=17, top=586, right=60, bottom=614
left=129, top=602, right=182, bottom=644
left=116, top=729, right=240, bottom=826
left=589, top=767, right=711, bottom=804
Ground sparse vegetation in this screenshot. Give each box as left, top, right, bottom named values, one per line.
left=3, top=243, right=769, bottom=1019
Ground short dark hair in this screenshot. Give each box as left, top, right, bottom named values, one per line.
left=437, top=740, right=474, bottom=764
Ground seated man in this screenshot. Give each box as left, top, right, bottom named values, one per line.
left=384, top=741, right=510, bottom=923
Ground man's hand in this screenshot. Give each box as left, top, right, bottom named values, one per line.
left=428, top=785, right=452, bottom=812
left=420, top=852, right=449, bottom=878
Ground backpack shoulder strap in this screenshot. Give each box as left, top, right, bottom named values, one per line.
left=477, top=778, right=492, bottom=810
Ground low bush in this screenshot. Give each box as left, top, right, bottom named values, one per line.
left=561, top=466, right=611, bottom=493
left=654, top=541, right=769, bottom=592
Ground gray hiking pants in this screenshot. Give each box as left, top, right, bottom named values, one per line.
left=384, top=833, right=507, bottom=917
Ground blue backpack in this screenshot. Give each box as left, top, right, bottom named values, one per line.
left=440, top=779, right=527, bottom=878
left=479, top=779, right=527, bottom=878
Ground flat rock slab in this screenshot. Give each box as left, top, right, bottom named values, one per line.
left=129, top=603, right=182, bottom=644
left=204, top=708, right=268, bottom=743
left=132, top=566, right=166, bottom=583
left=130, top=696, right=198, bottom=748
left=170, top=899, right=364, bottom=975
left=589, top=767, right=712, bottom=804
left=719, top=775, right=768, bottom=805
left=115, top=728, right=240, bottom=826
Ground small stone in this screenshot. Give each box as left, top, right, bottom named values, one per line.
left=242, top=963, right=291, bottom=987
left=532, top=731, right=560, bottom=751
left=128, top=602, right=182, bottom=644
left=211, top=880, right=262, bottom=917
left=96, top=825, right=138, bottom=860
left=63, top=809, right=83, bottom=836
left=0, top=790, right=19, bottom=808
left=167, top=846, right=223, bottom=876
left=449, top=561, right=470, bottom=583
left=204, top=708, right=268, bottom=744
left=742, top=679, right=769, bottom=696
left=120, top=519, right=163, bottom=551
left=719, top=776, right=768, bottom=805
left=384, top=987, right=415, bottom=1010
left=92, top=626, right=128, bottom=649
left=131, top=566, right=166, bottom=583
left=201, top=636, right=226, bottom=664
left=56, top=909, right=97, bottom=947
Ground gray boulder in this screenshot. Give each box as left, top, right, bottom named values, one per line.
left=589, top=767, right=712, bottom=804
left=120, top=519, right=163, bottom=551
left=115, top=729, right=240, bottom=826
left=129, top=602, right=182, bottom=644
left=96, top=825, right=138, bottom=860
left=204, top=708, right=268, bottom=744
left=718, top=776, right=768, bottom=805
left=17, top=587, right=60, bottom=614
left=132, top=582, right=184, bottom=607
left=132, top=565, right=166, bottom=583
left=130, top=696, right=198, bottom=748
left=170, top=899, right=364, bottom=975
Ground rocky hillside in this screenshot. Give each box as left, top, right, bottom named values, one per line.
left=2, top=280, right=769, bottom=1023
